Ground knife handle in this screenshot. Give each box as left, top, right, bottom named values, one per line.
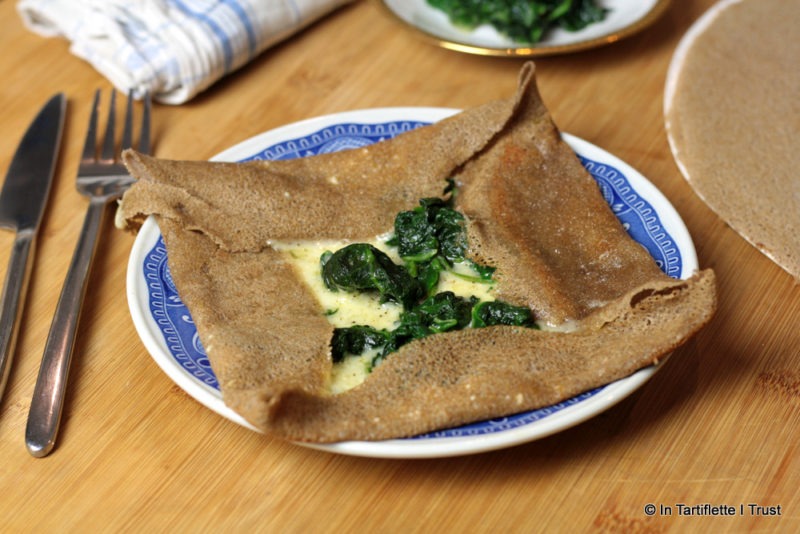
left=0, top=230, right=35, bottom=401
left=26, top=198, right=106, bottom=457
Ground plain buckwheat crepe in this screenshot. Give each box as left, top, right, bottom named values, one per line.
left=665, top=0, right=800, bottom=279
left=120, top=63, right=716, bottom=442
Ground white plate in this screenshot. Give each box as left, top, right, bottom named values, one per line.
left=126, top=107, right=697, bottom=458
left=377, top=0, right=671, bottom=56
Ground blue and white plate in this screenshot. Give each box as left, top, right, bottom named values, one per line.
left=126, top=108, right=697, bottom=458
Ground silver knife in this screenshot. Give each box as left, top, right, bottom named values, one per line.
left=0, top=93, right=66, bottom=402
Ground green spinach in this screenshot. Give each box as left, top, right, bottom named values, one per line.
left=330, top=325, right=390, bottom=363
left=426, top=0, right=608, bottom=44
left=323, top=195, right=538, bottom=369
left=321, top=243, right=424, bottom=309
left=373, top=292, right=477, bottom=366
left=389, top=197, right=466, bottom=262
left=388, top=198, right=490, bottom=296
left=471, top=300, right=535, bottom=328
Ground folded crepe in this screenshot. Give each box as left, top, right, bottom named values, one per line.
left=120, top=63, right=716, bottom=442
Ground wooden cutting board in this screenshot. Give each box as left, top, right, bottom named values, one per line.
left=0, top=0, right=797, bottom=531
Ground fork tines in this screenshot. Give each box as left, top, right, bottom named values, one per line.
left=81, top=89, right=151, bottom=170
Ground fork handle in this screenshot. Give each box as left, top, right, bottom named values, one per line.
left=0, top=230, right=36, bottom=402
left=26, top=197, right=107, bottom=457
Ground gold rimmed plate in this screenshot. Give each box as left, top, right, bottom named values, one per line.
left=376, top=0, right=671, bottom=57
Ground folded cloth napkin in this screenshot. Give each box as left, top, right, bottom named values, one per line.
left=18, top=0, right=353, bottom=104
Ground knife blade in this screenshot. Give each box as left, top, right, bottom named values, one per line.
left=0, top=93, right=66, bottom=402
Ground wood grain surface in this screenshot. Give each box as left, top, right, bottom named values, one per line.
left=0, top=0, right=797, bottom=532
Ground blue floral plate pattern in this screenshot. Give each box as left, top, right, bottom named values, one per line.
left=127, top=108, right=697, bottom=458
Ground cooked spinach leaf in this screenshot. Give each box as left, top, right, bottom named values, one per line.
left=557, top=0, right=607, bottom=31
left=404, top=291, right=476, bottom=334
left=330, top=325, right=390, bottom=363
left=426, top=0, right=608, bottom=44
left=393, top=209, right=439, bottom=263
left=470, top=262, right=497, bottom=280
left=416, top=256, right=449, bottom=295
left=375, top=292, right=478, bottom=366
left=450, top=261, right=496, bottom=284
left=471, top=300, right=537, bottom=328
left=390, top=197, right=467, bottom=264
left=390, top=197, right=482, bottom=296
left=430, top=200, right=469, bottom=263
left=321, top=243, right=424, bottom=309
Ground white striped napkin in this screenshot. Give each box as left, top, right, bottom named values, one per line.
left=18, top=0, right=354, bottom=104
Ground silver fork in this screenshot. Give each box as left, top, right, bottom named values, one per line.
left=25, top=89, right=151, bottom=457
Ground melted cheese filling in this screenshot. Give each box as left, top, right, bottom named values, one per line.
left=328, top=349, right=378, bottom=395
left=272, top=237, right=496, bottom=393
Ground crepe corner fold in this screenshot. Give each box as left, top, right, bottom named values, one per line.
left=119, top=62, right=717, bottom=442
